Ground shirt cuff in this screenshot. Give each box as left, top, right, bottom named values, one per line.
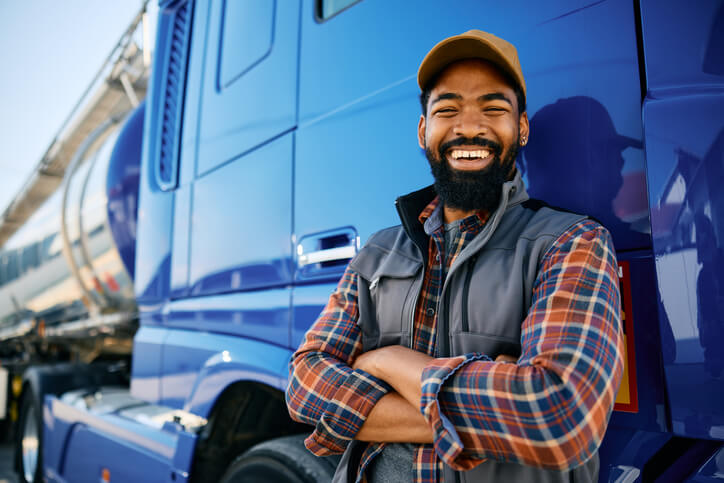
left=420, top=353, right=491, bottom=470
left=305, top=368, right=391, bottom=455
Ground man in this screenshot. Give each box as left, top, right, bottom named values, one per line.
left=286, top=29, right=624, bottom=483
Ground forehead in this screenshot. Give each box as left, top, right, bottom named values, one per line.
left=430, top=59, right=516, bottom=99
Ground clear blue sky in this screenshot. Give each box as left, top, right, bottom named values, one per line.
left=0, top=1, right=147, bottom=214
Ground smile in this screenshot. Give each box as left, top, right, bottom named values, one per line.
left=449, top=149, right=491, bottom=160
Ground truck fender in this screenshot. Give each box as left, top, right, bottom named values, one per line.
left=181, top=342, right=293, bottom=419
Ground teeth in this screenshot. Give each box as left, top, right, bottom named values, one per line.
left=450, top=149, right=490, bottom=159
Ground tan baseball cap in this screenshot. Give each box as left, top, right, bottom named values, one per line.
left=417, top=29, right=526, bottom=100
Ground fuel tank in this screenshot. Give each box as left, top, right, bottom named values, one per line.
left=0, top=103, right=144, bottom=329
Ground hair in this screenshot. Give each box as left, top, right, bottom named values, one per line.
left=419, top=62, right=526, bottom=117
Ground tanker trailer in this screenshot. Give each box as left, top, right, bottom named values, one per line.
left=0, top=103, right=144, bottom=481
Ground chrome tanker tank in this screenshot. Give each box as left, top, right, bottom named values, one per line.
left=0, top=104, right=144, bottom=331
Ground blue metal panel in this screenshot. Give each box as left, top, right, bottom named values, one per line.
left=130, top=326, right=167, bottom=403
left=640, top=0, right=724, bottom=442
left=195, top=0, right=299, bottom=176
left=158, top=325, right=290, bottom=414
left=598, top=428, right=671, bottom=482
left=60, top=424, right=175, bottom=483
left=688, top=445, right=724, bottom=482
left=170, top=185, right=192, bottom=298
left=640, top=0, right=724, bottom=96
left=166, top=289, right=290, bottom=353
left=189, top=135, right=293, bottom=296
left=44, top=396, right=184, bottom=483
left=292, top=282, right=338, bottom=350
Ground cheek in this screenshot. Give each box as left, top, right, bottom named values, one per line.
left=494, top=120, right=519, bottom=147
left=424, top=121, right=446, bottom=146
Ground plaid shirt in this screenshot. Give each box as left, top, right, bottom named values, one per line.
left=286, top=196, right=624, bottom=482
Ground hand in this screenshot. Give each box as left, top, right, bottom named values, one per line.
left=352, top=346, right=433, bottom=409
left=495, top=354, right=518, bottom=364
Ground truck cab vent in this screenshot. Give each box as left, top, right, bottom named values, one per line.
left=157, top=0, right=193, bottom=190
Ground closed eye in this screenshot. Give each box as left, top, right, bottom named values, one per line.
left=434, top=107, right=457, bottom=116
left=484, top=106, right=508, bottom=114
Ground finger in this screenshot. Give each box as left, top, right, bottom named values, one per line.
left=495, top=354, right=517, bottom=363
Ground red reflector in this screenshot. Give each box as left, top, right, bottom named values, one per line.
left=104, top=272, right=120, bottom=292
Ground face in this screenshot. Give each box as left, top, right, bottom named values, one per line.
left=418, top=59, right=529, bottom=212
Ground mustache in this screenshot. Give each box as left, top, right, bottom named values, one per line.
left=438, top=137, right=502, bottom=158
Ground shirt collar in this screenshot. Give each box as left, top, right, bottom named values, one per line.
left=418, top=196, right=491, bottom=236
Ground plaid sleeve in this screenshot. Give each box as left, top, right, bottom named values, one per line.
left=419, top=220, right=624, bottom=471
left=286, top=264, right=391, bottom=455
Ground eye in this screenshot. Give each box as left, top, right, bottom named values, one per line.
left=434, top=107, right=457, bottom=116
left=484, top=106, right=508, bottom=115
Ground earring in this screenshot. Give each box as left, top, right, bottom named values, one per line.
left=521, top=136, right=528, bottom=146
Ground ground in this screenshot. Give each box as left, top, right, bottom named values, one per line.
left=0, top=442, right=17, bottom=483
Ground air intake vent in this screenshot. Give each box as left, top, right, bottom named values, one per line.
left=157, top=0, right=193, bottom=190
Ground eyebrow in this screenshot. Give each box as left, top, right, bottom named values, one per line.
left=430, top=92, right=462, bottom=105
left=479, top=92, right=513, bottom=106
left=431, top=91, right=513, bottom=107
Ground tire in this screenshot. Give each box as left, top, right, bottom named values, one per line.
left=15, top=389, right=42, bottom=483
left=219, top=434, right=341, bottom=483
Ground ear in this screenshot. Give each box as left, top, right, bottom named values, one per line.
left=519, top=112, right=529, bottom=145
left=418, top=115, right=426, bottom=150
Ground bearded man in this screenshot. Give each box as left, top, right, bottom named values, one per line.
left=286, top=30, right=624, bottom=483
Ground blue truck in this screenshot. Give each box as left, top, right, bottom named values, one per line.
left=0, top=0, right=723, bottom=481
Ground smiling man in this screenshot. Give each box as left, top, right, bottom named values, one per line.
left=286, top=30, right=624, bottom=483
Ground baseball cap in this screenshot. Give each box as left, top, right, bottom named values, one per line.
left=417, top=29, right=526, bottom=100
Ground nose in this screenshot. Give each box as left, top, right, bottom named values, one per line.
left=453, top=108, right=487, bottom=138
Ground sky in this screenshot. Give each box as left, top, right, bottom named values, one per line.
left=0, top=1, right=148, bottom=216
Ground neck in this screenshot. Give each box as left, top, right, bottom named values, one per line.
left=443, top=205, right=478, bottom=224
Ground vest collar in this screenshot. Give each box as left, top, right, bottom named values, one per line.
left=394, top=172, right=530, bottom=258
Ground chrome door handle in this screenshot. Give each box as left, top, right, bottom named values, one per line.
left=296, top=227, right=359, bottom=271
left=297, top=245, right=356, bottom=267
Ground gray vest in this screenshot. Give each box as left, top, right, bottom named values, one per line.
left=333, top=174, right=599, bottom=483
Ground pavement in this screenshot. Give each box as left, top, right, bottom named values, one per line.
left=0, top=442, right=18, bottom=483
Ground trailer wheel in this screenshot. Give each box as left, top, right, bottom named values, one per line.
left=219, top=434, right=340, bottom=483
left=16, top=389, right=42, bottom=483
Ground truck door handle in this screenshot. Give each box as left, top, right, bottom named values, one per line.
left=296, top=227, right=358, bottom=270
left=298, top=245, right=356, bottom=267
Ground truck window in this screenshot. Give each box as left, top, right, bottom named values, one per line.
left=317, top=0, right=360, bottom=20
left=218, top=0, right=274, bottom=89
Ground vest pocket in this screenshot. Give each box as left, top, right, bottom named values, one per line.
left=353, top=253, right=422, bottom=351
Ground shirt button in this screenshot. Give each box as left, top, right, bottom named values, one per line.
left=426, top=308, right=435, bottom=316
left=435, top=254, right=440, bottom=262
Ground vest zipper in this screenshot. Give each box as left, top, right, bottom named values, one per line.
left=409, top=278, right=421, bottom=348
left=461, top=255, right=478, bottom=333
left=439, top=287, right=452, bottom=357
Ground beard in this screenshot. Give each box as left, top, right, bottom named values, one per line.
left=426, top=135, right=519, bottom=213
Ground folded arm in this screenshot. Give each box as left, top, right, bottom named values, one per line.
left=285, top=266, right=432, bottom=454
left=357, top=221, right=625, bottom=471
